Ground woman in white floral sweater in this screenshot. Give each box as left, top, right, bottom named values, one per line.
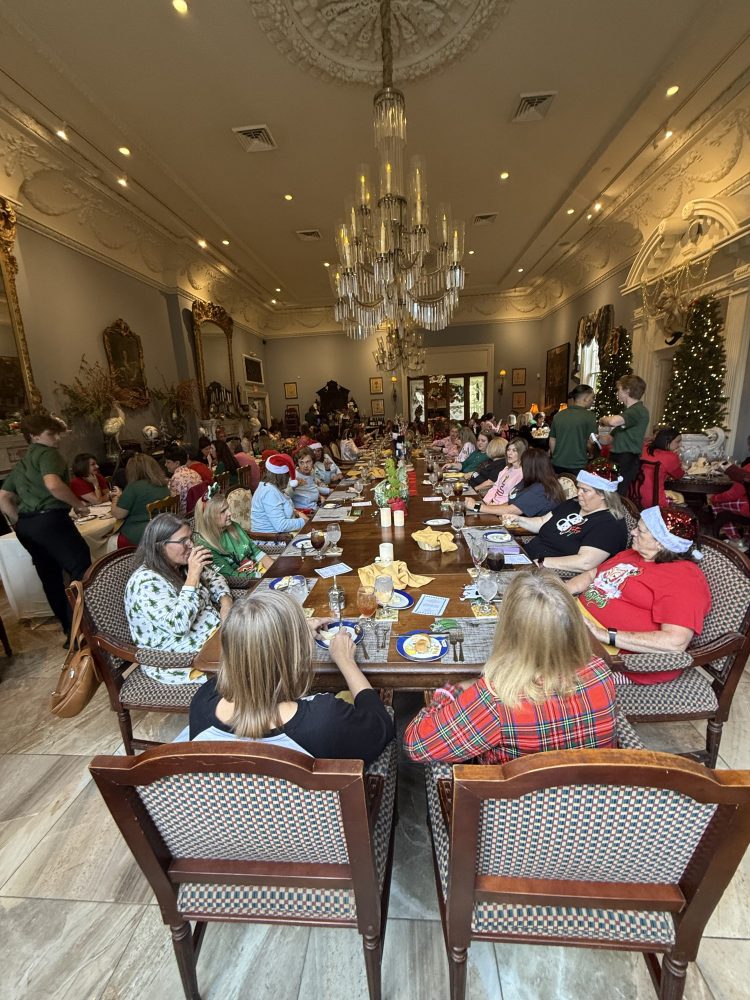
left=125, top=513, right=232, bottom=685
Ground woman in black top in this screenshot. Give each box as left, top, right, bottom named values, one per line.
left=189, top=590, right=394, bottom=763
left=467, top=436, right=508, bottom=491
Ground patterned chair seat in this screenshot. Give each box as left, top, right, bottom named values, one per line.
left=120, top=666, right=202, bottom=709
left=177, top=737, right=398, bottom=923
left=615, top=668, right=719, bottom=718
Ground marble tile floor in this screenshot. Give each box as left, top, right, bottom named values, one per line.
left=0, top=600, right=748, bottom=999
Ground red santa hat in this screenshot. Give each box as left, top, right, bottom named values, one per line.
left=265, top=452, right=297, bottom=487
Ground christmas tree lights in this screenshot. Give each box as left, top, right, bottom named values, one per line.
left=662, top=296, right=727, bottom=433
left=596, top=326, right=632, bottom=417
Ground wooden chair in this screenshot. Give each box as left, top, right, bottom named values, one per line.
left=710, top=478, right=750, bottom=540
left=613, top=535, right=750, bottom=766
left=75, top=550, right=202, bottom=755
left=213, top=471, right=230, bottom=494
left=147, top=494, right=180, bottom=519
left=90, top=739, right=398, bottom=1000
left=184, top=481, right=208, bottom=516
left=236, top=464, right=256, bottom=491
left=425, top=749, right=750, bottom=1000
left=628, top=458, right=661, bottom=509
left=621, top=496, right=640, bottom=534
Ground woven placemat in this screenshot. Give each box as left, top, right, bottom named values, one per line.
left=312, top=622, right=393, bottom=664
left=254, top=576, right=318, bottom=604
left=436, top=617, right=496, bottom=664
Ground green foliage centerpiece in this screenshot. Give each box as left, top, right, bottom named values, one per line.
left=373, top=456, right=408, bottom=510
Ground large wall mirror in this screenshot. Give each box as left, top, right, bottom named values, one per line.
left=0, top=198, right=42, bottom=418
left=192, top=299, right=236, bottom=417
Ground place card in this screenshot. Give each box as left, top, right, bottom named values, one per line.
left=423, top=496, right=442, bottom=502
left=413, top=594, right=450, bottom=616
left=315, top=562, right=354, bottom=578
left=504, top=553, right=532, bottom=565
left=352, top=500, right=372, bottom=506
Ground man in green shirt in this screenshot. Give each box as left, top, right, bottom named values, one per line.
left=549, top=384, right=598, bottom=477
left=600, top=374, right=650, bottom=496
left=0, top=414, right=92, bottom=639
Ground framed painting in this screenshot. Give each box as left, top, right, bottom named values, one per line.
left=284, top=381, right=298, bottom=400
left=243, top=354, right=264, bottom=385
left=545, top=343, right=571, bottom=408
left=103, top=318, right=148, bottom=406
left=512, top=367, right=526, bottom=386
left=369, top=376, right=383, bottom=395
left=371, top=398, right=385, bottom=416
left=512, top=391, right=526, bottom=410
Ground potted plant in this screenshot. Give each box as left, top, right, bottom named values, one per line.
left=374, top=457, right=409, bottom=511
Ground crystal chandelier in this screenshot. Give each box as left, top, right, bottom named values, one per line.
left=373, top=323, right=426, bottom=374
left=331, top=0, right=465, bottom=342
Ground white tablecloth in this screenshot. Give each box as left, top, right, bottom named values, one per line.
left=0, top=513, right=119, bottom=619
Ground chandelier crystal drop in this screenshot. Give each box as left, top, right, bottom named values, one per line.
left=331, top=0, right=465, bottom=344
left=372, top=323, right=426, bottom=374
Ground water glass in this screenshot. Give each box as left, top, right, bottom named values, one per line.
left=325, top=521, right=342, bottom=556
left=374, top=574, right=394, bottom=607
left=451, top=506, right=465, bottom=534
left=476, top=570, right=498, bottom=613
left=470, top=536, right=488, bottom=570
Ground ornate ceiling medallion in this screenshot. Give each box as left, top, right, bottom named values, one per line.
left=247, top=0, right=512, bottom=84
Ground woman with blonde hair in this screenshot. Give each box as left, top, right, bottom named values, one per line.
left=403, top=571, right=616, bottom=763
left=188, top=591, right=395, bottom=762
left=193, top=490, right=274, bottom=582
left=464, top=437, right=526, bottom=511
left=111, top=453, right=170, bottom=548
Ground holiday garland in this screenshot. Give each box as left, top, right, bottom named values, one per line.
left=662, top=296, right=727, bottom=433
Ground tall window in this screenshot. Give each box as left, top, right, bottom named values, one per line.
left=408, top=373, right=486, bottom=423
left=578, top=339, right=601, bottom=393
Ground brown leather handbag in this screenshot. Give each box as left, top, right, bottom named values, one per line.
left=50, top=581, right=102, bottom=718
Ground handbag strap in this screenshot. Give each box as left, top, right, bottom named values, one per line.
left=68, top=580, right=87, bottom=653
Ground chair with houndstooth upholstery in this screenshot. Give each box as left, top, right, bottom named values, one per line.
left=76, top=549, right=203, bottom=755
left=90, top=738, right=398, bottom=1000
left=425, top=749, right=750, bottom=1000
left=613, top=536, right=750, bottom=766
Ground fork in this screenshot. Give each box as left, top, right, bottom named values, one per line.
left=448, top=633, right=458, bottom=662
left=456, top=628, right=465, bottom=662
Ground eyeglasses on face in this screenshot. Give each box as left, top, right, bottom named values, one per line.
left=164, top=536, right=193, bottom=548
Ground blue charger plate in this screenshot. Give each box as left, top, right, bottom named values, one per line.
left=396, top=630, right=449, bottom=662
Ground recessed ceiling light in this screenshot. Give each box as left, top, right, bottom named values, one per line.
left=56, top=126, right=68, bottom=141
left=323, top=261, right=330, bottom=267
left=172, top=0, right=189, bottom=14
left=566, top=208, right=575, bottom=215
left=118, top=146, right=131, bottom=157
left=587, top=213, right=593, bottom=220
left=517, top=267, right=524, bottom=273
left=197, top=238, right=207, bottom=249
left=221, top=239, right=230, bottom=245
left=594, top=201, right=602, bottom=212
left=283, top=193, right=293, bottom=201
left=665, top=128, right=674, bottom=139
left=666, top=85, right=679, bottom=97
left=117, top=176, right=128, bottom=187
left=499, top=170, right=510, bottom=180
left=270, top=298, right=277, bottom=304
left=275, top=287, right=281, bottom=292
left=468, top=249, right=475, bottom=255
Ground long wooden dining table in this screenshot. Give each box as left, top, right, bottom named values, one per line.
left=253, top=451, right=531, bottom=689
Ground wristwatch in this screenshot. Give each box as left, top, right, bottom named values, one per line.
left=607, top=628, right=617, bottom=646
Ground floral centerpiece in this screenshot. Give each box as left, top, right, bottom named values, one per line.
left=373, top=456, right=409, bottom=510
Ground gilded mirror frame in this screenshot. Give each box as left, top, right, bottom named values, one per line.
left=191, top=299, right=235, bottom=417
left=0, top=197, right=42, bottom=413
left=103, top=318, right=149, bottom=406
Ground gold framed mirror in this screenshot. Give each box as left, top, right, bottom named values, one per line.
left=192, top=299, right=236, bottom=418
left=103, top=318, right=149, bottom=407
left=0, top=197, right=42, bottom=417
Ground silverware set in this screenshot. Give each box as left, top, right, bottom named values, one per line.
left=352, top=624, right=390, bottom=660
left=448, top=628, right=465, bottom=662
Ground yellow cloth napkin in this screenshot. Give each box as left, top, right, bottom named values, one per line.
left=369, top=466, right=386, bottom=478
left=411, top=527, right=458, bottom=553
left=358, top=560, right=433, bottom=589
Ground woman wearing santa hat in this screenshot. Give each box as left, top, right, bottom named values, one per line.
left=251, top=452, right=309, bottom=534
left=508, top=464, right=629, bottom=574
left=566, top=506, right=711, bottom=685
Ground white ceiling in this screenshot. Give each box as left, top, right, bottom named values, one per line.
left=1, top=0, right=750, bottom=313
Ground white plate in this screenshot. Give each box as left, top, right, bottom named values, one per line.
left=483, top=529, right=511, bottom=544
left=403, top=634, right=444, bottom=659
left=425, top=518, right=450, bottom=527
left=292, top=536, right=314, bottom=550
left=314, top=622, right=361, bottom=648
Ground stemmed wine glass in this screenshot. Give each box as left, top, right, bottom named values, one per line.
left=325, top=521, right=342, bottom=557
left=476, top=570, right=498, bottom=614
left=441, top=481, right=453, bottom=511
left=311, top=529, right=327, bottom=561
left=352, top=479, right=364, bottom=499
left=356, top=585, right=377, bottom=632
left=451, top=503, right=465, bottom=536
left=468, top=536, right=487, bottom=579
left=429, top=469, right=439, bottom=492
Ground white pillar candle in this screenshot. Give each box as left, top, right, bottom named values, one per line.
left=393, top=509, right=405, bottom=527
left=379, top=542, right=394, bottom=564
left=379, top=507, right=392, bottom=528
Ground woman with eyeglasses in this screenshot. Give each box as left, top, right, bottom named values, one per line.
left=125, top=513, right=233, bottom=685
left=507, top=465, right=629, bottom=574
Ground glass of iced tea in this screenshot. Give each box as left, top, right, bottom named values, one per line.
left=311, top=529, right=327, bottom=561
left=357, top=585, right=377, bottom=631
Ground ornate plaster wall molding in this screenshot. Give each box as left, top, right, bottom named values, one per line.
left=247, top=0, right=512, bottom=85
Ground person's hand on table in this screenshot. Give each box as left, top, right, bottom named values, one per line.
left=330, top=629, right=356, bottom=666
left=464, top=498, right=477, bottom=512
left=504, top=515, right=519, bottom=527
left=307, top=616, right=334, bottom=636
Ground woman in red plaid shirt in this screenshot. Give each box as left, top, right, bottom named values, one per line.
left=403, top=572, right=616, bottom=764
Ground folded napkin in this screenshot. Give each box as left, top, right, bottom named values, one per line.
left=411, top=527, right=457, bottom=553
left=358, top=559, right=433, bottom=589
left=369, top=467, right=386, bottom=478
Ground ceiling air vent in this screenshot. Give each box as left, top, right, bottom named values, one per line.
left=512, top=92, right=557, bottom=123
left=232, top=124, right=277, bottom=152
left=472, top=213, right=497, bottom=226
left=296, top=229, right=322, bottom=241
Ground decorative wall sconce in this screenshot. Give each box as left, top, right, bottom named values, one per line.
left=391, top=375, right=398, bottom=404
left=498, top=369, right=507, bottom=395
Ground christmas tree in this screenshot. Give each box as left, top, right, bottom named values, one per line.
left=662, top=296, right=727, bottom=433
left=595, top=326, right=632, bottom=417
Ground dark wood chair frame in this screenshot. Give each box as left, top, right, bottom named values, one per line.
left=628, top=458, right=661, bottom=509
left=605, top=536, right=750, bottom=766
left=213, top=471, right=230, bottom=494
left=90, top=741, right=396, bottom=1000
left=147, top=494, right=180, bottom=519
left=432, top=749, right=750, bottom=1000
left=73, top=548, right=197, bottom=755
left=236, top=465, right=255, bottom=491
